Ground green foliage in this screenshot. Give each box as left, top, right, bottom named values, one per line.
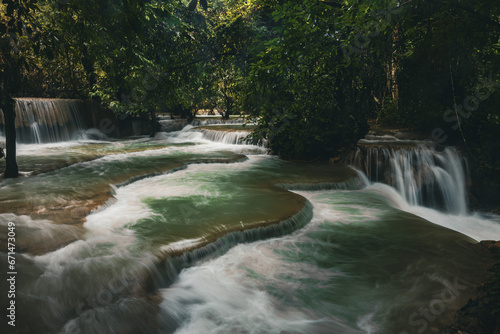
left=376, top=100, right=400, bottom=126
left=246, top=0, right=372, bottom=159
left=2, top=0, right=499, bottom=163
left=1, top=0, right=44, bottom=178
left=387, top=0, right=500, bottom=178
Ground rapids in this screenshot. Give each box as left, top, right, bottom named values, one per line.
left=0, top=122, right=499, bottom=334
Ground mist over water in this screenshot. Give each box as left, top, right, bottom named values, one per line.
left=0, top=121, right=499, bottom=334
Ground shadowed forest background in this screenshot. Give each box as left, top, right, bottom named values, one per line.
left=2, top=0, right=499, bottom=159
left=1, top=1, right=500, bottom=334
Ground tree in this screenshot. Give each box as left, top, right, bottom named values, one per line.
left=206, top=4, right=254, bottom=119
left=0, top=0, right=41, bottom=178
left=245, top=0, right=375, bottom=159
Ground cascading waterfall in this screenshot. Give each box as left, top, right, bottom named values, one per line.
left=191, top=118, right=245, bottom=126
left=157, top=117, right=248, bottom=133
left=348, top=144, right=469, bottom=215
left=158, top=117, right=188, bottom=132
left=193, top=128, right=268, bottom=147
left=197, top=128, right=252, bottom=145
left=0, top=98, right=88, bottom=143
left=2, top=125, right=500, bottom=334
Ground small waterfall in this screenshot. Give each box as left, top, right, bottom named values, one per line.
left=348, top=144, right=469, bottom=215
left=0, top=98, right=87, bottom=143
left=158, top=117, right=188, bottom=132
left=194, top=128, right=268, bottom=147
left=191, top=118, right=246, bottom=126
left=275, top=175, right=367, bottom=192
left=157, top=117, right=249, bottom=133
left=155, top=200, right=314, bottom=287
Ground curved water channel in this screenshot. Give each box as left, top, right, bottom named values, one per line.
left=1, top=126, right=500, bottom=334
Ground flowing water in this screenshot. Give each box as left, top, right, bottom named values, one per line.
left=1, top=120, right=500, bottom=334
left=348, top=142, right=468, bottom=215
left=0, top=99, right=90, bottom=144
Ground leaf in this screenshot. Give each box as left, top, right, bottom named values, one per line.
left=188, top=0, right=198, bottom=11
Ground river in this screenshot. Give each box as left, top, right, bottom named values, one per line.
left=1, top=122, right=499, bottom=334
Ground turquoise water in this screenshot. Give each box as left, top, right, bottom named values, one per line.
left=159, top=188, right=494, bottom=334
left=0, top=127, right=499, bottom=334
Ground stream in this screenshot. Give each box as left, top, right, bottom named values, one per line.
left=1, top=118, right=500, bottom=334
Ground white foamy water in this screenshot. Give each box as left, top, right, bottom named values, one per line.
left=408, top=206, right=500, bottom=242
left=160, top=236, right=366, bottom=334
left=349, top=145, right=470, bottom=215
left=2, top=115, right=499, bottom=334
left=358, top=182, right=500, bottom=242
left=155, top=186, right=497, bottom=333
left=84, top=157, right=260, bottom=234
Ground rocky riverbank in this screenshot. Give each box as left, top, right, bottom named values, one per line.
left=441, top=241, right=500, bottom=334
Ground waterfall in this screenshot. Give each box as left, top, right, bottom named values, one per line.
left=191, top=118, right=246, bottom=126
left=156, top=201, right=315, bottom=287
left=0, top=98, right=88, bottom=143
left=348, top=144, right=469, bottom=215
left=193, top=128, right=268, bottom=147
left=158, top=117, right=188, bottom=132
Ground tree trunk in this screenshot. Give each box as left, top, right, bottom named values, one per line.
left=386, top=26, right=400, bottom=108
left=81, top=44, right=96, bottom=93
left=223, top=95, right=232, bottom=120
left=1, top=39, right=20, bottom=179
left=391, top=26, right=399, bottom=106
left=65, top=44, right=77, bottom=98
left=2, top=98, right=19, bottom=178
left=149, top=107, right=158, bottom=137
left=79, top=22, right=96, bottom=94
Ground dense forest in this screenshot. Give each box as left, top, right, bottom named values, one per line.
left=1, top=0, right=499, bottom=168
left=2, top=2, right=500, bottom=333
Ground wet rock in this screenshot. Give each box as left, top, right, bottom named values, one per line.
left=441, top=243, right=500, bottom=334
left=480, top=240, right=500, bottom=255
left=440, top=286, right=500, bottom=334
